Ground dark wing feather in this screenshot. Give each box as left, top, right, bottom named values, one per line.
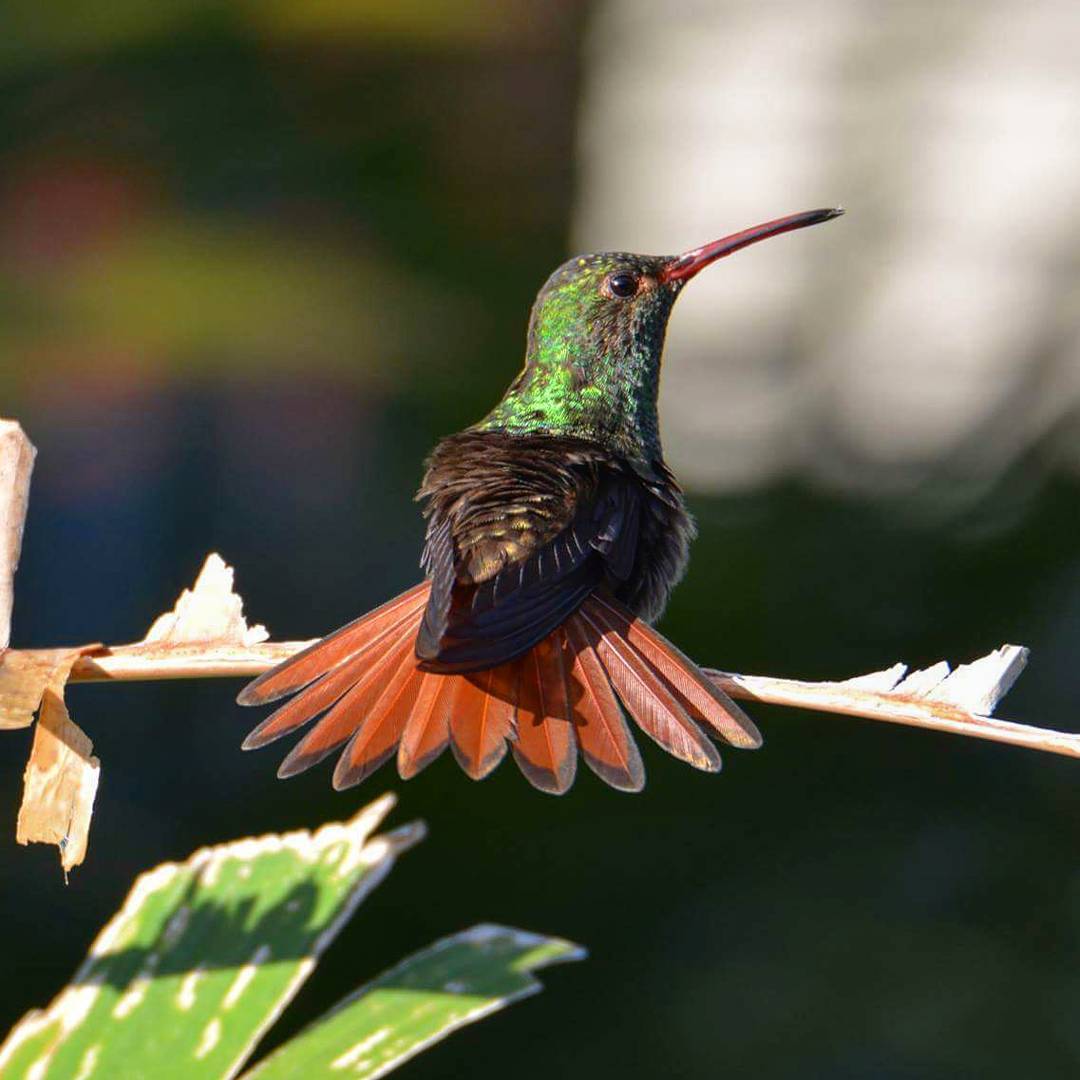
left=418, top=516, right=455, bottom=663
left=426, top=561, right=597, bottom=672
left=416, top=433, right=642, bottom=673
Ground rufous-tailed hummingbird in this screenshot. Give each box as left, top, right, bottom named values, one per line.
left=238, top=207, right=843, bottom=793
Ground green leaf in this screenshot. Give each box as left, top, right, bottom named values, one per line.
left=243, top=924, right=586, bottom=1079
left=0, top=794, right=423, bottom=1080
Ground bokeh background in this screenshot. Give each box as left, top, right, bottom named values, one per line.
left=2, top=1, right=1078, bottom=1076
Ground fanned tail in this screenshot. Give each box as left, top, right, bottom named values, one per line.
left=238, top=588, right=760, bottom=794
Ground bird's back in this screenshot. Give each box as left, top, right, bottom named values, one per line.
left=414, top=429, right=695, bottom=672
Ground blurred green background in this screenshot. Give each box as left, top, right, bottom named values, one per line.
left=1, top=2, right=1078, bottom=1077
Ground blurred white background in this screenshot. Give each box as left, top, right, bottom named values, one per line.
left=574, top=0, right=1080, bottom=498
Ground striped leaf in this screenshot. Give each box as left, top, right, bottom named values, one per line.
left=0, top=794, right=423, bottom=1080
left=243, top=924, right=585, bottom=1079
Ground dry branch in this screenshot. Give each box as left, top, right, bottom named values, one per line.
left=66, top=553, right=311, bottom=685
left=707, top=649, right=1080, bottom=760
left=0, top=422, right=35, bottom=650
left=0, top=645, right=99, bottom=730
left=58, top=584, right=1079, bottom=761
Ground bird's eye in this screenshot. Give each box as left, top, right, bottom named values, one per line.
left=607, top=272, right=639, bottom=299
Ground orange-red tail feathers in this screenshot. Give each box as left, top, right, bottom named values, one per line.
left=584, top=593, right=761, bottom=749
left=238, top=586, right=760, bottom=794
left=239, top=582, right=430, bottom=709
left=397, top=674, right=455, bottom=780
left=449, top=665, right=518, bottom=781
left=512, top=633, right=577, bottom=794
left=564, top=615, right=644, bottom=792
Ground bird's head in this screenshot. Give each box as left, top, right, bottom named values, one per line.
left=478, top=207, right=843, bottom=461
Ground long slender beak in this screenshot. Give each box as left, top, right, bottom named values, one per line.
left=659, top=207, right=844, bottom=284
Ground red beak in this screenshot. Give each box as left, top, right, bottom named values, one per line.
left=659, top=207, right=844, bottom=284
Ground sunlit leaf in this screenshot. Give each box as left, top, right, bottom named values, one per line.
left=244, top=924, right=586, bottom=1079
left=0, top=794, right=423, bottom=1080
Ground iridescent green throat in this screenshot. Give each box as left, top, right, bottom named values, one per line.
left=474, top=252, right=679, bottom=464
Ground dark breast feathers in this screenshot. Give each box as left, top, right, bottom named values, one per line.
left=415, top=430, right=695, bottom=673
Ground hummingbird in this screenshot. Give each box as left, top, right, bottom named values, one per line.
left=238, top=207, right=843, bottom=794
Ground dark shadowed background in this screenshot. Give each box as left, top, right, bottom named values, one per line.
left=1, top=2, right=1078, bottom=1077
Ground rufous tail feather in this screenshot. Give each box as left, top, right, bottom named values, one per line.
left=449, top=665, right=518, bottom=780
left=238, top=586, right=760, bottom=793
